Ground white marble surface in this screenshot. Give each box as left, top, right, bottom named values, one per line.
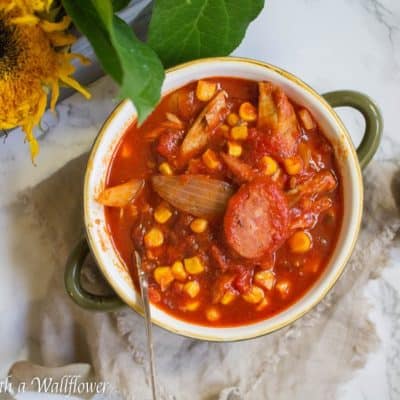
left=0, top=0, right=399, bottom=398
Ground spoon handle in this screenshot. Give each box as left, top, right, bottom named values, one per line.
left=135, top=251, right=158, bottom=400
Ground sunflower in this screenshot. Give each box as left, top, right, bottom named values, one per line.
left=0, top=0, right=90, bottom=161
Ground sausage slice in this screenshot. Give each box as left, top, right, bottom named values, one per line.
left=224, top=178, right=289, bottom=259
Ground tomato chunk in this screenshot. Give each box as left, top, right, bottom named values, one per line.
left=232, top=265, right=253, bottom=294
left=156, top=129, right=185, bottom=160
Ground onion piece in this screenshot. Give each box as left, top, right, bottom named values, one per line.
left=144, top=127, right=166, bottom=142
left=258, top=81, right=278, bottom=129
left=180, top=91, right=228, bottom=160
left=152, top=175, right=234, bottom=218
left=166, top=112, right=184, bottom=129
left=97, top=179, right=144, bottom=208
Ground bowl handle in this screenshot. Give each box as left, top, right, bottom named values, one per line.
left=65, top=237, right=125, bottom=311
left=322, top=90, right=383, bottom=169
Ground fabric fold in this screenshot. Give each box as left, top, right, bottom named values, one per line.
left=15, top=155, right=400, bottom=400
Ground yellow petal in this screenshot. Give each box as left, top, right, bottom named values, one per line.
left=34, top=92, right=48, bottom=125
left=24, top=125, right=39, bottom=163
left=50, top=80, right=59, bottom=111
left=28, top=136, right=39, bottom=162
left=4, top=3, right=15, bottom=12
left=48, top=32, right=76, bottom=47
left=60, top=75, right=91, bottom=99
left=67, top=53, right=91, bottom=66
left=40, top=16, right=71, bottom=32
left=11, top=15, right=39, bottom=25
left=45, top=0, right=54, bottom=12
left=0, top=122, right=18, bottom=130
left=31, top=0, right=47, bottom=12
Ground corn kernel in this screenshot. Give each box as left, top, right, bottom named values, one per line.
left=153, top=266, right=174, bottom=291
left=227, top=141, right=242, bottom=157
left=254, top=270, right=276, bottom=291
left=144, top=227, right=164, bottom=248
left=206, top=307, right=221, bottom=321
left=154, top=204, right=172, bottom=224
left=159, top=162, right=173, bottom=176
left=231, top=125, right=248, bottom=141
left=256, top=297, right=270, bottom=311
left=298, top=108, right=316, bottom=130
left=283, top=156, right=303, bottom=175
left=180, top=300, right=200, bottom=312
left=220, top=290, right=237, bottom=305
left=202, top=149, right=221, bottom=170
left=239, top=102, right=257, bottom=122
left=261, top=156, right=278, bottom=176
left=190, top=218, right=208, bottom=233
left=227, top=112, right=239, bottom=127
left=242, top=286, right=265, bottom=304
left=196, top=80, right=217, bottom=102
left=276, top=279, right=291, bottom=298
left=171, top=261, right=187, bottom=281
left=289, top=231, right=312, bottom=253
left=184, top=256, right=205, bottom=274
left=184, top=280, right=200, bottom=298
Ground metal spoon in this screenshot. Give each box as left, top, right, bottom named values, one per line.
left=134, top=251, right=158, bottom=400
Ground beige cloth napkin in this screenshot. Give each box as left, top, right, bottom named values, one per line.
left=19, top=154, right=400, bottom=400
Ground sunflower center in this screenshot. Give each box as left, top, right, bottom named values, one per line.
left=0, top=16, right=20, bottom=77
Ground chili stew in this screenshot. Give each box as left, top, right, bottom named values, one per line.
left=99, top=77, right=343, bottom=327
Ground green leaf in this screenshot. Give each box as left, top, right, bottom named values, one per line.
left=62, top=0, right=165, bottom=123
left=91, top=0, right=113, bottom=27
left=62, top=0, right=122, bottom=82
left=62, top=0, right=264, bottom=124
left=111, top=16, right=165, bottom=122
left=112, top=0, right=132, bottom=12
left=148, top=0, right=265, bottom=67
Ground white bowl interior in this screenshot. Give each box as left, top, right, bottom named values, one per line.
left=84, top=58, right=363, bottom=341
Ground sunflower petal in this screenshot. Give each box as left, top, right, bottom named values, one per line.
left=11, top=15, right=39, bottom=25
left=36, top=92, right=48, bottom=123
left=23, top=124, right=40, bottom=163
left=48, top=32, right=76, bottom=47
left=0, top=0, right=90, bottom=162
left=60, top=75, right=91, bottom=99
left=50, top=80, right=59, bottom=111
left=45, top=0, right=54, bottom=12
left=40, top=15, right=71, bottom=32
left=27, top=134, right=39, bottom=162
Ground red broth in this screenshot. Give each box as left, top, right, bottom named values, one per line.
left=103, top=78, right=343, bottom=327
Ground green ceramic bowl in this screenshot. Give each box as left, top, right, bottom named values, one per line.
left=65, top=57, right=382, bottom=341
